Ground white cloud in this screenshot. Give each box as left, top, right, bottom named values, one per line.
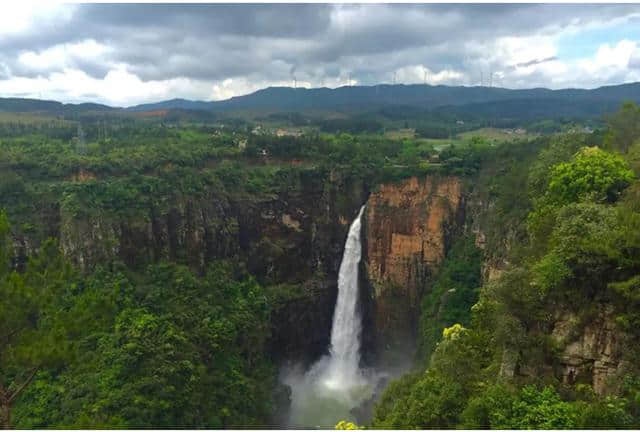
left=0, top=3, right=74, bottom=37
left=17, top=40, right=111, bottom=74
left=209, top=77, right=318, bottom=101
left=495, top=36, right=558, bottom=68
left=1, top=4, right=640, bottom=104
left=565, top=40, right=640, bottom=86
left=630, top=48, right=640, bottom=69
left=0, top=66, right=218, bottom=106
left=392, top=65, right=466, bottom=86
left=592, top=40, right=637, bottom=70
left=464, top=36, right=640, bottom=90
left=210, top=78, right=251, bottom=101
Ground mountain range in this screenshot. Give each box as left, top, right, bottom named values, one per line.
left=2, top=82, right=640, bottom=118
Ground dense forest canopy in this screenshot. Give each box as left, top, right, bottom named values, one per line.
left=372, top=102, right=640, bottom=429
left=0, top=98, right=639, bottom=428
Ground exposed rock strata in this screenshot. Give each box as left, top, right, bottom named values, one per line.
left=551, top=305, right=629, bottom=395
left=362, top=176, right=464, bottom=361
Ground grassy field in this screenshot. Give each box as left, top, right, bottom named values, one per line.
left=384, top=128, right=415, bottom=140
left=457, top=127, right=535, bottom=142
left=412, top=137, right=462, bottom=152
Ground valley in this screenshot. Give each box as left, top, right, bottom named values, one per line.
left=1, top=85, right=640, bottom=429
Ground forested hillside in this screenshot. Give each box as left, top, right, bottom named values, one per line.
left=372, top=101, right=640, bottom=429
left=0, top=100, right=497, bottom=428
left=1, top=98, right=640, bottom=428
left=126, top=82, right=640, bottom=117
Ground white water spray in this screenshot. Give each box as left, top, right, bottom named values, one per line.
left=284, top=205, right=374, bottom=427
left=323, top=205, right=365, bottom=390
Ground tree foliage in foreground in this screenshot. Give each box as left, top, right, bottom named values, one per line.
left=8, top=237, right=275, bottom=428
left=374, top=116, right=640, bottom=429
left=0, top=212, right=74, bottom=428
left=605, top=101, right=640, bottom=154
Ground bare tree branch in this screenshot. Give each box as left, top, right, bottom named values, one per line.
left=8, top=367, right=39, bottom=404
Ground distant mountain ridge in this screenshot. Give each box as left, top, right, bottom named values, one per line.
left=127, top=98, right=215, bottom=112
left=125, top=82, right=640, bottom=113
left=2, top=82, right=640, bottom=117
left=0, top=97, right=115, bottom=114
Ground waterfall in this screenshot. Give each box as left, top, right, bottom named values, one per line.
left=284, top=205, right=373, bottom=428
left=323, top=205, right=365, bottom=390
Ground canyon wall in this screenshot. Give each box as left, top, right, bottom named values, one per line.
left=12, top=168, right=633, bottom=391
left=498, top=304, right=631, bottom=396
left=362, top=176, right=465, bottom=363
left=361, top=174, right=631, bottom=395
left=552, top=305, right=630, bottom=394
left=13, top=169, right=369, bottom=366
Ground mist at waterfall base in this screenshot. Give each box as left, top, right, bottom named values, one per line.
left=281, top=206, right=387, bottom=428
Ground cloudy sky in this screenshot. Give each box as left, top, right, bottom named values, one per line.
left=2, top=3, right=640, bottom=107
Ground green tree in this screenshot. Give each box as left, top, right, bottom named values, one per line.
left=13, top=261, right=275, bottom=428
left=372, top=324, right=491, bottom=428
left=0, top=212, right=73, bottom=428
left=418, top=237, right=483, bottom=363
left=463, top=385, right=578, bottom=429
left=335, top=420, right=364, bottom=429
left=527, top=133, right=586, bottom=199
left=546, top=147, right=634, bottom=205
left=605, top=101, right=640, bottom=154
left=528, top=146, right=634, bottom=247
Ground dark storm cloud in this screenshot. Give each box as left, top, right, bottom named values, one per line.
left=0, top=4, right=333, bottom=80
left=1, top=3, right=640, bottom=101
left=76, top=4, right=333, bottom=38
left=1, top=4, right=332, bottom=50
left=514, top=57, right=559, bottom=68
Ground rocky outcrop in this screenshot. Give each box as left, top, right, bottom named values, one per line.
left=362, top=176, right=465, bottom=362
left=59, top=195, right=239, bottom=272
left=551, top=305, right=629, bottom=395
left=499, top=304, right=631, bottom=395
left=267, top=279, right=338, bottom=366
left=15, top=168, right=369, bottom=366
left=53, top=170, right=367, bottom=283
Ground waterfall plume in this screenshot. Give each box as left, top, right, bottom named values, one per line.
left=283, top=205, right=377, bottom=427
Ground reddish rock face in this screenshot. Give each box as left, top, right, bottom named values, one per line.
left=363, top=176, right=464, bottom=362
left=366, top=176, right=463, bottom=289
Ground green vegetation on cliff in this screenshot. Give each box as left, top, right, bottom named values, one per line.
left=417, top=236, right=483, bottom=363
left=2, top=98, right=640, bottom=428
left=372, top=102, right=640, bottom=429
left=2, top=227, right=275, bottom=428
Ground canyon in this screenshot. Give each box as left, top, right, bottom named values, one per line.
left=10, top=166, right=631, bottom=421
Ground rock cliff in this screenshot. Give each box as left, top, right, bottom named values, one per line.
left=551, top=305, right=629, bottom=394
left=12, top=166, right=633, bottom=391
left=362, top=176, right=465, bottom=363
left=14, top=168, right=369, bottom=366
left=499, top=304, right=631, bottom=395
